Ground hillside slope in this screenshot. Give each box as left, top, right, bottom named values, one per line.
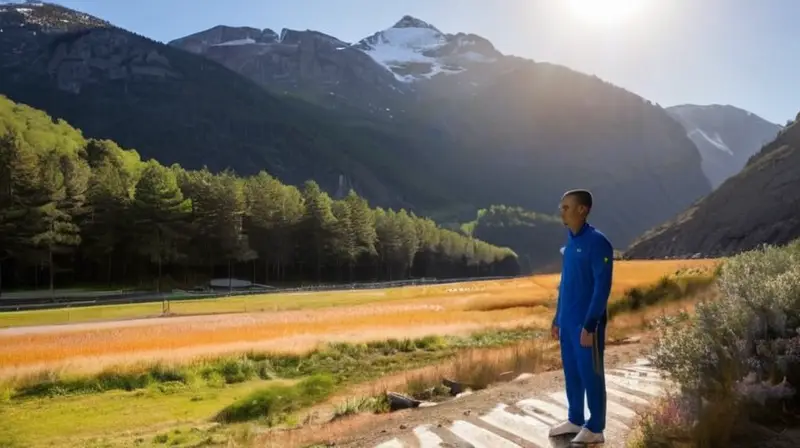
left=667, top=104, right=780, bottom=188
left=626, top=119, right=800, bottom=259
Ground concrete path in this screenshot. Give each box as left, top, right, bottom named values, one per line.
left=373, top=358, right=668, bottom=447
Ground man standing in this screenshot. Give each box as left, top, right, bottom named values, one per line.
left=549, top=189, right=614, bottom=445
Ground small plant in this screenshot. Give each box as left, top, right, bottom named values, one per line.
left=332, top=394, right=390, bottom=419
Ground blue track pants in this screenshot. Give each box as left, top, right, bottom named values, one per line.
left=560, top=322, right=607, bottom=433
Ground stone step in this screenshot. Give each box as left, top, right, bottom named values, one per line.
left=372, top=359, right=667, bottom=448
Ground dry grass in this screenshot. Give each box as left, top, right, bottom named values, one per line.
left=257, top=338, right=561, bottom=448
left=0, top=259, right=718, bottom=380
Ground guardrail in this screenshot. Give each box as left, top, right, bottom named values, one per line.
left=0, top=275, right=516, bottom=312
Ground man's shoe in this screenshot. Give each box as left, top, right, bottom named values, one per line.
left=548, top=420, right=582, bottom=437
left=570, top=427, right=605, bottom=445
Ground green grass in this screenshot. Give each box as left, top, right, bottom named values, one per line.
left=0, top=288, right=422, bottom=328
left=0, top=378, right=295, bottom=448
left=0, top=328, right=541, bottom=448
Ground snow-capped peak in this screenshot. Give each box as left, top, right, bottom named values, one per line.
left=355, top=15, right=499, bottom=83
left=391, top=15, right=441, bottom=33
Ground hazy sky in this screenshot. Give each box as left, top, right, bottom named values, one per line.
left=49, top=0, right=800, bottom=124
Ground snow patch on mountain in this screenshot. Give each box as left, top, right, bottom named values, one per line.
left=355, top=15, right=499, bottom=83
left=358, top=23, right=452, bottom=82
left=213, top=38, right=261, bottom=46
left=688, top=128, right=733, bottom=155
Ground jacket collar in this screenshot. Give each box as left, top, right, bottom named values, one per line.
left=568, top=222, right=591, bottom=240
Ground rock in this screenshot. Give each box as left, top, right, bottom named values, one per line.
left=442, top=378, right=466, bottom=395
left=386, top=392, right=422, bottom=411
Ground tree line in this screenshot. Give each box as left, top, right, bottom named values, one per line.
left=0, top=96, right=519, bottom=293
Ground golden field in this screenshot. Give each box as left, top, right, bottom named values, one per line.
left=0, top=259, right=718, bottom=380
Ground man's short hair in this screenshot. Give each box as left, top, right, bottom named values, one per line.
left=563, top=189, right=593, bottom=210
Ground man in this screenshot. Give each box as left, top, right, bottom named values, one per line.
left=549, top=189, right=614, bottom=445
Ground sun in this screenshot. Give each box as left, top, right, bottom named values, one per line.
left=566, top=0, right=644, bottom=25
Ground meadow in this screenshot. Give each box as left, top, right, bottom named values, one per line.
left=0, top=259, right=719, bottom=448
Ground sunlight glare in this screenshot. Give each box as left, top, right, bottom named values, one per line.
left=567, top=0, right=645, bottom=25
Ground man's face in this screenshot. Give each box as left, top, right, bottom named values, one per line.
left=560, top=194, right=586, bottom=228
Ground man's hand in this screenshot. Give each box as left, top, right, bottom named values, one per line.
left=551, top=324, right=560, bottom=341
left=580, top=328, right=593, bottom=348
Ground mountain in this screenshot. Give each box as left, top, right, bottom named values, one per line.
left=666, top=104, right=781, bottom=189
left=0, top=1, right=464, bottom=212
left=168, top=23, right=406, bottom=111
left=0, top=3, right=712, bottom=255
left=625, top=116, right=800, bottom=259
left=170, top=16, right=712, bottom=247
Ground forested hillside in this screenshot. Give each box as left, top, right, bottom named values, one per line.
left=462, top=205, right=565, bottom=273
left=0, top=96, right=519, bottom=292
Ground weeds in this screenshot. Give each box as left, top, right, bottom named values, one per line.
left=332, top=395, right=390, bottom=419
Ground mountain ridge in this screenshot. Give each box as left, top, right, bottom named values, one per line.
left=1, top=3, right=713, bottom=256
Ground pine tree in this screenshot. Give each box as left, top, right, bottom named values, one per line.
left=132, top=160, right=191, bottom=298
left=301, top=180, right=337, bottom=282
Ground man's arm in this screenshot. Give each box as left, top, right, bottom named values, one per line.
left=582, top=236, right=613, bottom=332
left=553, top=277, right=562, bottom=326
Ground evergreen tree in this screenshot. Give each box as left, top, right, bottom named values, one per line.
left=132, top=160, right=191, bottom=295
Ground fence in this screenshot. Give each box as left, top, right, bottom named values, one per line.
left=0, top=275, right=516, bottom=313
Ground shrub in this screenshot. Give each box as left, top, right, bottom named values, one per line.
left=214, top=374, right=336, bottom=425
left=642, top=240, right=800, bottom=446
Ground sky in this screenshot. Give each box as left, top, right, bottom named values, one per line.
left=41, top=0, right=800, bottom=124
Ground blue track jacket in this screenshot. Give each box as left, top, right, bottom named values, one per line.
left=554, top=222, right=614, bottom=332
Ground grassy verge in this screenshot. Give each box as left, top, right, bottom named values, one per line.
left=628, top=241, right=800, bottom=448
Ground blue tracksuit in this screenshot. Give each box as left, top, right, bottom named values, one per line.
left=553, top=222, right=614, bottom=433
